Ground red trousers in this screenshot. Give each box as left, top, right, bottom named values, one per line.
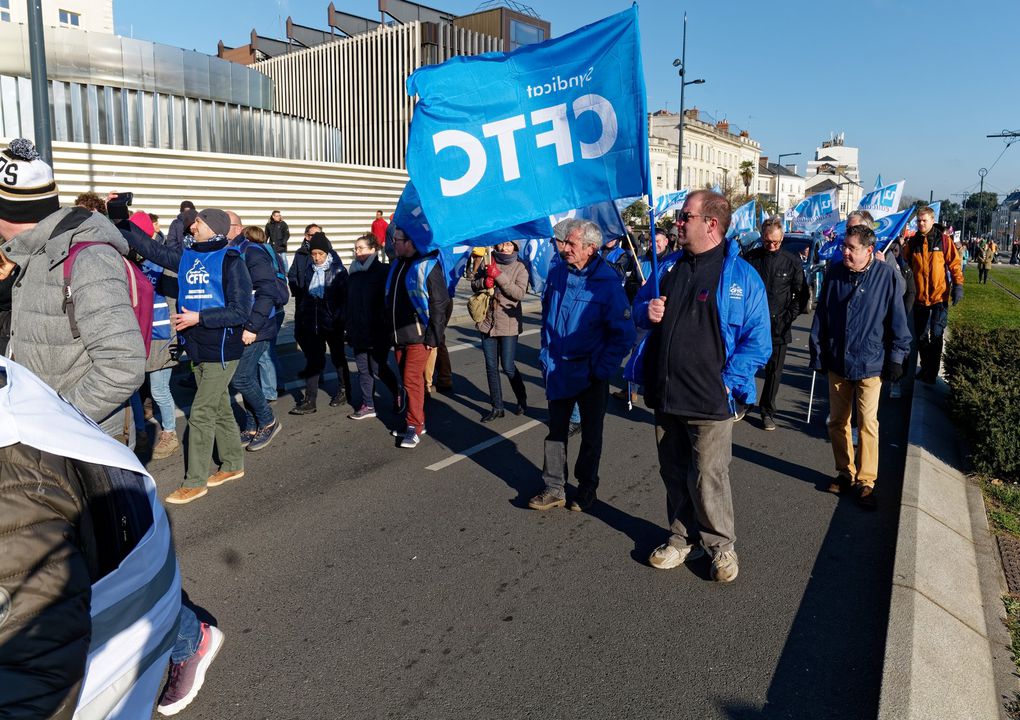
left=394, top=343, right=430, bottom=431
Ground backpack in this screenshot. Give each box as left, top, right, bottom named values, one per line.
left=63, top=242, right=154, bottom=358
left=237, top=240, right=290, bottom=308
left=258, top=243, right=291, bottom=308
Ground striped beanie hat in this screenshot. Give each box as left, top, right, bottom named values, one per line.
left=0, top=138, right=60, bottom=223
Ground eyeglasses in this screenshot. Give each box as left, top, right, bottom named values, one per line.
left=677, top=211, right=713, bottom=223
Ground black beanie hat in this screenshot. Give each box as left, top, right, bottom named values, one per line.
left=308, top=231, right=332, bottom=254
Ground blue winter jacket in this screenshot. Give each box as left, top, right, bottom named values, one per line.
left=540, top=254, right=636, bottom=401
left=626, top=238, right=772, bottom=410
left=809, top=257, right=912, bottom=380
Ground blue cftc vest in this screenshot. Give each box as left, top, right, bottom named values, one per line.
left=139, top=259, right=173, bottom=342
left=177, top=246, right=242, bottom=364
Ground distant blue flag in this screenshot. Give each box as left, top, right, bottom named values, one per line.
left=726, top=199, right=758, bottom=239
left=393, top=179, right=552, bottom=254
left=874, top=174, right=883, bottom=191
left=521, top=237, right=556, bottom=295
left=711, top=183, right=722, bottom=194
left=857, top=180, right=904, bottom=219
left=403, top=5, right=650, bottom=249
left=653, top=189, right=687, bottom=215
left=818, top=206, right=918, bottom=260
left=550, top=199, right=627, bottom=242
left=790, top=190, right=840, bottom=232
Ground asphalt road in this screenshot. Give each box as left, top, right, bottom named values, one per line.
left=149, top=308, right=910, bottom=720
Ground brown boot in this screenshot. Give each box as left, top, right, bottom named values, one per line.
left=151, top=431, right=179, bottom=460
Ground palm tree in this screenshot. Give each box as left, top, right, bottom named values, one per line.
left=738, top=160, right=755, bottom=197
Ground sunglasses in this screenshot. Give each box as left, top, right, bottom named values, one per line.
left=677, top=211, right=713, bottom=223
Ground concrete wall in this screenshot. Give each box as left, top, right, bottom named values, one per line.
left=2, top=140, right=408, bottom=259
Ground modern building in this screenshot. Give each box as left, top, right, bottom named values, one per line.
left=218, top=0, right=550, bottom=169
left=756, top=158, right=806, bottom=212
left=0, top=0, right=113, bottom=33
left=647, top=108, right=761, bottom=197
left=804, top=133, right=863, bottom=215
left=0, top=9, right=407, bottom=256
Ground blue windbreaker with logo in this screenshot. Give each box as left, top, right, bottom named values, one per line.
left=626, top=237, right=771, bottom=410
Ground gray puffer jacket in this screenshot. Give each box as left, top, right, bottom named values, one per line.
left=3, top=208, right=145, bottom=427
left=470, top=258, right=528, bottom=337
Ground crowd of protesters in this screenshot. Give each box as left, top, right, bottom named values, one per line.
left=0, top=136, right=967, bottom=717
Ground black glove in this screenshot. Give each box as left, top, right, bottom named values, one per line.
left=882, top=359, right=904, bottom=383
left=951, top=284, right=963, bottom=306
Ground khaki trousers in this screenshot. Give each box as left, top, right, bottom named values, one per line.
left=826, top=373, right=882, bottom=487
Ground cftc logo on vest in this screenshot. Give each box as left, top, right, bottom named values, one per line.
left=729, top=283, right=744, bottom=300
left=185, top=259, right=213, bottom=301
left=186, top=259, right=209, bottom=285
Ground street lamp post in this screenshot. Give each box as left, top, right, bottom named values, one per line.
left=27, top=0, right=52, bottom=163
left=672, top=14, right=704, bottom=195
left=978, top=168, right=988, bottom=237
left=774, top=152, right=801, bottom=212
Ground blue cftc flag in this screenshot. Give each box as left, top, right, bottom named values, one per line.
left=403, top=5, right=649, bottom=248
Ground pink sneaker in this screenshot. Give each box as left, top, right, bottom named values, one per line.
left=156, top=622, right=225, bottom=715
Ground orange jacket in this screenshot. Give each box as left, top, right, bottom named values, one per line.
left=902, top=225, right=964, bottom=306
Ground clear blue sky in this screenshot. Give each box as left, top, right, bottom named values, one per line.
left=116, top=0, right=1020, bottom=203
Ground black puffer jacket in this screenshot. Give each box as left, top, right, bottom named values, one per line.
left=0, top=443, right=152, bottom=719
left=264, top=220, right=290, bottom=254
left=742, top=245, right=808, bottom=344
left=344, top=256, right=390, bottom=350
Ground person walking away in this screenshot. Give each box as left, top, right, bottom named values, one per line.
left=529, top=219, right=635, bottom=513
left=228, top=224, right=284, bottom=451
left=126, top=211, right=183, bottom=459
left=742, top=216, right=808, bottom=430
left=385, top=226, right=451, bottom=448
left=290, top=232, right=351, bottom=414
left=126, top=208, right=253, bottom=504
left=885, top=237, right=916, bottom=399
left=635, top=190, right=771, bottom=582
left=470, top=240, right=529, bottom=421
left=344, top=233, right=401, bottom=419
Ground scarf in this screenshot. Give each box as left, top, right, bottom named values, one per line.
left=349, top=254, right=376, bottom=274
left=309, top=260, right=328, bottom=298
left=493, top=250, right=518, bottom=265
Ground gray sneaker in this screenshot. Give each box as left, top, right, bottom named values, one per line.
left=348, top=405, right=377, bottom=420
left=247, top=420, right=282, bottom=452
left=648, top=542, right=705, bottom=570
left=711, top=549, right=739, bottom=583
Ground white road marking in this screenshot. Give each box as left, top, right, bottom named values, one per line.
left=426, top=419, right=543, bottom=471
left=446, top=328, right=540, bottom=353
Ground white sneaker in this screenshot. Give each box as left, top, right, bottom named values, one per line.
left=648, top=542, right=705, bottom=570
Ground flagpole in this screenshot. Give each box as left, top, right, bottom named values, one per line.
left=648, top=207, right=659, bottom=295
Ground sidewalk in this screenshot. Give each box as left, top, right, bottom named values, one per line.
left=879, top=377, right=1014, bottom=719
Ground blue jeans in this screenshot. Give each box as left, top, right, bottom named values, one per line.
left=259, top=314, right=285, bottom=400
left=130, top=392, right=146, bottom=432
left=230, top=340, right=275, bottom=431
left=170, top=604, right=202, bottom=664
left=480, top=334, right=521, bottom=410
left=149, top=367, right=178, bottom=432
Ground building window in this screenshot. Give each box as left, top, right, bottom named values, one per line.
left=509, top=20, right=544, bottom=50
left=59, top=9, right=80, bottom=26
left=0, top=0, right=9, bottom=22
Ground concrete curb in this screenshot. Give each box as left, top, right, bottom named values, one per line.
left=879, top=378, right=1013, bottom=719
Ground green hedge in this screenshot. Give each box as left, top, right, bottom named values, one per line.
left=944, top=325, right=1020, bottom=481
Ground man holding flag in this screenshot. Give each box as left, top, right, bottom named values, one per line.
left=638, top=191, right=771, bottom=582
